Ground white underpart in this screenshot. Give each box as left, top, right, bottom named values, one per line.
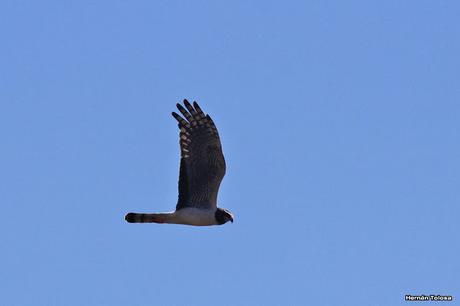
left=168, top=207, right=218, bottom=226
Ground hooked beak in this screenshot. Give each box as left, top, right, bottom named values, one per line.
left=230, top=217, right=234, bottom=223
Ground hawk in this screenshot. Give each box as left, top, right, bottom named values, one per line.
left=125, top=100, right=234, bottom=226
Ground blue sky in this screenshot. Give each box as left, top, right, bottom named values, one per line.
left=1, top=1, right=459, bottom=305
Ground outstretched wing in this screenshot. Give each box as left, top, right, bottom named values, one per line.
left=172, top=100, right=226, bottom=210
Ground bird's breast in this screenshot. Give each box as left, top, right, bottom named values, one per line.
left=172, top=207, right=218, bottom=226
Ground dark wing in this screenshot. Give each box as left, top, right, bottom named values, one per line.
left=172, top=100, right=226, bottom=210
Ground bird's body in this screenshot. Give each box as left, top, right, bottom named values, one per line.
left=126, top=208, right=219, bottom=226
left=125, top=100, right=234, bottom=226
left=172, top=208, right=220, bottom=226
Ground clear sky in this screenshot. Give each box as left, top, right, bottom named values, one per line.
left=1, top=1, right=459, bottom=305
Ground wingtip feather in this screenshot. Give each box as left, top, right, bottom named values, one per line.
left=183, top=99, right=192, bottom=107
left=193, top=101, right=206, bottom=117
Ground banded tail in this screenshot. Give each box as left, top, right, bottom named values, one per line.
left=125, top=212, right=173, bottom=223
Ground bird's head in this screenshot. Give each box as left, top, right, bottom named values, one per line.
left=215, top=208, right=234, bottom=225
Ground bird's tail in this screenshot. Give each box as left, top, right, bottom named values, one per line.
left=125, top=212, right=173, bottom=223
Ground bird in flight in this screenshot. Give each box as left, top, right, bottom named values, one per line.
left=125, top=99, right=233, bottom=226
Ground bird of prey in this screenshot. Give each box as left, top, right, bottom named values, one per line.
left=125, top=99, right=234, bottom=226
